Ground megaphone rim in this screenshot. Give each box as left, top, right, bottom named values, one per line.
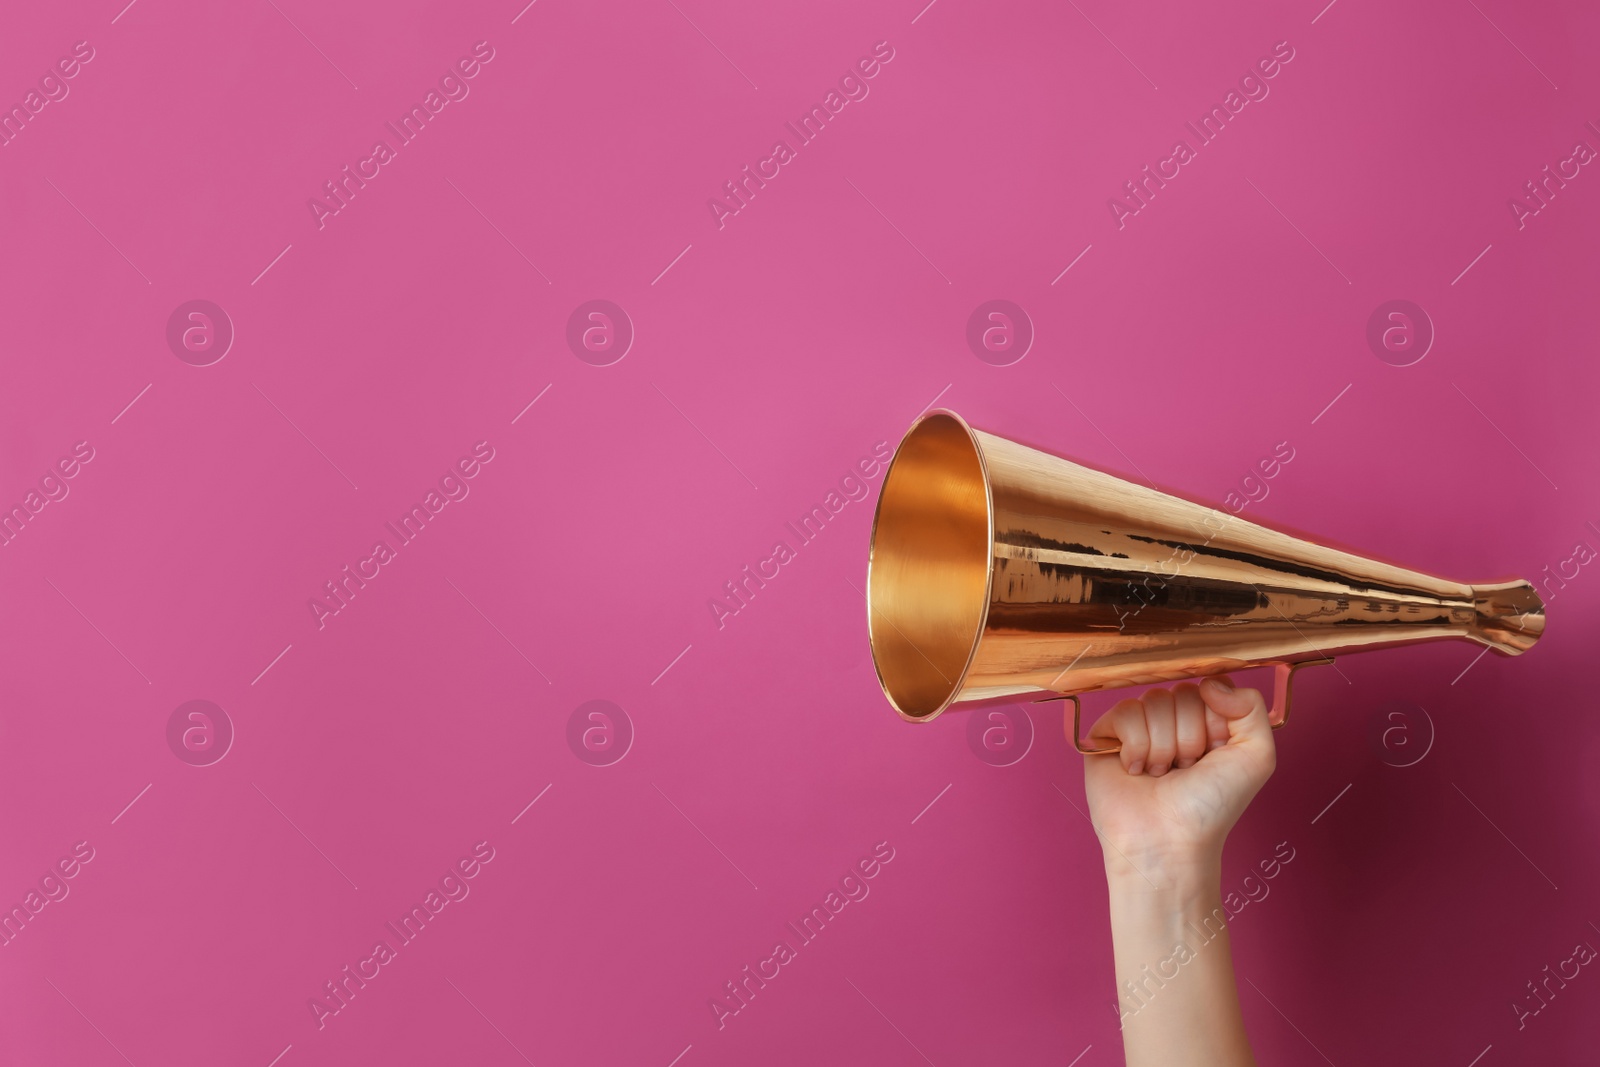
left=866, top=407, right=996, bottom=723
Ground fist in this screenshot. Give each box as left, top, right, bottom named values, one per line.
left=1079, top=677, right=1277, bottom=873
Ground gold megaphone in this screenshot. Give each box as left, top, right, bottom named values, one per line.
left=864, top=410, right=1544, bottom=753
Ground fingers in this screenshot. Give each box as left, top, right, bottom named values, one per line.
left=1142, top=688, right=1178, bottom=776
left=1172, top=683, right=1208, bottom=768
left=1089, top=698, right=1150, bottom=776
left=1089, top=679, right=1272, bottom=778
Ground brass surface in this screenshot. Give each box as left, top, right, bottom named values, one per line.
left=865, top=410, right=1545, bottom=726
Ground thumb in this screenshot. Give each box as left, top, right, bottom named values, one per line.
left=1199, top=675, right=1273, bottom=748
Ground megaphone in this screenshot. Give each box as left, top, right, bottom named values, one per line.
left=864, top=411, right=1544, bottom=753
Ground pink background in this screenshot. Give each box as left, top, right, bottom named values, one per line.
left=2, top=0, right=1597, bottom=1063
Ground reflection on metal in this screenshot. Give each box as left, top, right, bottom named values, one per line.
left=865, top=411, right=1544, bottom=743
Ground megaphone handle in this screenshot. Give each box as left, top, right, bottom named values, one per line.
left=1070, top=658, right=1337, bottom=756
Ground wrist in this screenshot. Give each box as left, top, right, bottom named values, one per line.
left=1103, top=851, right=1254, bottom=1064
left=1105, top=855, right=1228, bottom=964
left=1104, top=842, right=1223, bottom=895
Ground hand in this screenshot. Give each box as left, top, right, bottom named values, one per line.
left=1078, top=676, right=1275, bottom=879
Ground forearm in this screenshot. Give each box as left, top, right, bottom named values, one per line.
left=1105, top=855, right=1256, bottom=1067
